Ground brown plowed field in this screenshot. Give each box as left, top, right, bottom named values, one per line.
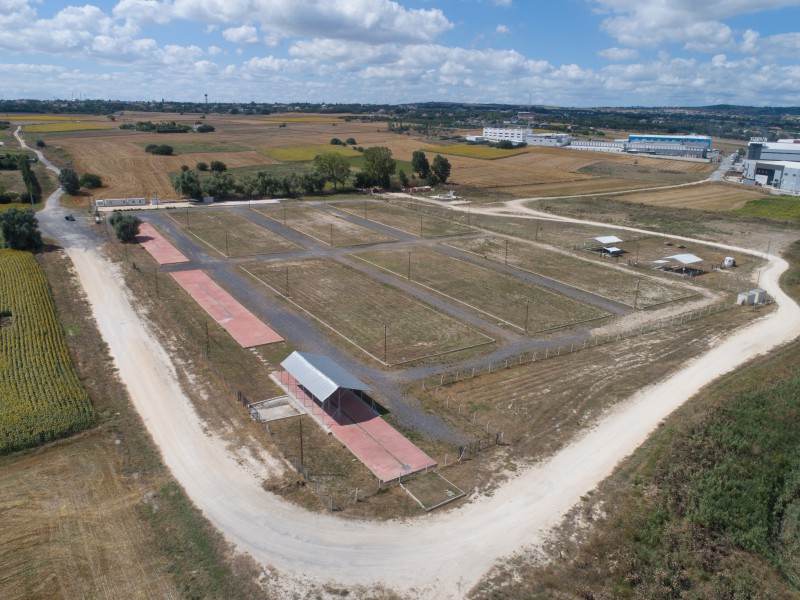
left=615, top=182, right=768, bottom=211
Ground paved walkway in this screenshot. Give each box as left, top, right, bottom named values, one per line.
left=136, top=223, right=189, bottom=264
left=273, top=370, right=437, bottom=482
left=171, top=269, right=284, bottom=347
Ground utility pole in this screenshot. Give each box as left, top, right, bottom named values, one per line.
left=524, top=299, right=530, bottom=333
left=330, top=223, right=334, bottom=247
left=225, top=233, right=229, bottom=257
left=407, top=252, right=411, bottom=280
left=383, top=324, right=388, bottom=364
left=633, top=278, right=641, bottom=309
left=205, top=322, right=210, bottom=358
left=299, top=417, right=304, bottom=468
left=505, top=238, right=509, bottom=265
left=155, top=267, right=159, bottom=299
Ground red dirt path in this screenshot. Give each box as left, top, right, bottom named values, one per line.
left=274, top=370, right=436, bottom=482
left=171, top=269, right=283, bottom=347
left=136, top=223, right=189, bottom=265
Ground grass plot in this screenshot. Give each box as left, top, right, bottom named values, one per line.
left=355, top=247, right=609, bottom=333
left=449, top=236, right=694, bottom=308
left=165, top=209, right=299, bottom=257
left=334, top=200, right=473, bottom=238
left=253, top=204, right=396, bottom=246
left=242, top=259, right=493, bottom=364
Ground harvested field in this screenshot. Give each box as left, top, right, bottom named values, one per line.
left=333, top=199, right=473, bottom=237
left=0, top=433, right=180, bottom=600
left=48, top=135, right=277, bottom=199
left=448, top=236, right=694, bottom=308
left=252, top=204, right=396, bottom=246
left=163, top=208, right=300, bottom=257
left=615, top=182, right=768, bottom=210
left=260, top=144, right=360, bottom=162
left=414, top=305, right=769, bottom=460
left=423, top=144, right=528, bottom=160
left=155, top=140, right=249, bottom=154
left=354, top=247, right=609, bottom=333
left=241, top=258, right=493, bottom=364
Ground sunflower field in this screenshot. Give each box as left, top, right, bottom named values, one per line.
left=0, top=249, right=95, bottom=454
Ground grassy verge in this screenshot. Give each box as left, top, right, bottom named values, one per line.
left=471, top=241, right=800, bottom=599
left=733, top=195, right=800, bottom=221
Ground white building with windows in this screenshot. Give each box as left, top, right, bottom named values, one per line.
left=482, top=127, right=573, bottom=147
left=743, top=139, right=800, bottom=193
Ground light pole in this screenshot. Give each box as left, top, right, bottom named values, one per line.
left=383, top=324, right=388, bottom=364
left=524, top=298, right=530, bottom=333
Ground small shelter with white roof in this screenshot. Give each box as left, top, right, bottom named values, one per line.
left=654, top=253, right=706, bottom=276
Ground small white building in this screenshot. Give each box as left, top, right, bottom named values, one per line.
left=94, top=197, right=147, bottom=207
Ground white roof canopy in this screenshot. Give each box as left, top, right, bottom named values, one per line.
left=281, top=351, right=371, bottom=402
left=664, top=253, right=703, bottom=265
left=602, top=246, right=622, bottom=253
left=594, top=235, right=623, bottom=244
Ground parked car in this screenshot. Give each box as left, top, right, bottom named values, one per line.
left=64, top=214, right=75, bottom=221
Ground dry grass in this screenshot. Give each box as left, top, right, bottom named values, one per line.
left=354, top=246, right=609, bottom=333
left=447, top=235, right=694, bottom=308
left=252, top=204, right=396, bottom=246
left=164, top=208, right=300, bottom=257
left=0, top=433, right=180, bottom=600
left=423, top=144, right=529, bottom=160
left=241, top=258, right=493, bottom=364
left=334, top=199, right=473, bottom=237
left=615, top=182, right=768, bottom=211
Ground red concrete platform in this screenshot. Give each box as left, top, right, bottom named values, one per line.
left=171, top=270, right=283, bottom=348
left=274, top=370, right=436, bottom=482
left=136, top=223, right=189, bottom=265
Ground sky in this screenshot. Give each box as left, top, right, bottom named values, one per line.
left=2, top=0, right=800, bottom=106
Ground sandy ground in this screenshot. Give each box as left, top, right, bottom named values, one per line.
left=32, top=133, right=800, bottom=598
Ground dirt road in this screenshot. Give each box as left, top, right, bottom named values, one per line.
left=38, top=178, right=800, bottom=597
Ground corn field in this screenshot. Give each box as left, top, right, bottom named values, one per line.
left=0, top=249, right=95, bottom=454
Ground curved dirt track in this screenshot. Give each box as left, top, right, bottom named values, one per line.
left=32, top=145, right=800, bottom=596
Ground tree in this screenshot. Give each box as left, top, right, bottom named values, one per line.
left=171, top=169, right=203, bottom=200
left=411, top=150, right=430, bottom=179
left=398, top=169, right=409, bottom=188
left=313, top=152, right=351, bottom=190
left=144, top=144, right=173, bottom=155
left=330, top=138, right=344, bottom=146
left=362, top=146, right=395, bottom=189
left=0, top=207, right=42, bottom=250
left=202, top=172, right=235, bottom=199
left=108, top=212, right=142, bottom=243
left=345, top=137, right=357, bottom=145
left=79, top=173, right=102, bottom=189
left=58, top=168, right=80, bottom=195
left=209, top=160, right=227, bottom=173
left=35, top=139, right=45, bottom=148
left=431, top=155, right=451, bottom=184
left=196, top=161, right=209, bottom=171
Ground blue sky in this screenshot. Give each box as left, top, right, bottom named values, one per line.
left=1, top=0, right=800, bottom=106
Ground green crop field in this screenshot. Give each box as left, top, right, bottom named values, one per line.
left=0, top=250, right=95, bottom=454
left=252, top=204, right=396, bottom=246
left=260, top=144, right=360, bottom=162
left=241, top=258, right=493, bottom=364
left=733, top=196, right=800, bottom=220
left=165, top=208, right=300, bottom=257
left=448, top=236, right=694, bottom=308
left=333, top=200, right=474, bottom=237
left=354, top=247, right=609, bottom=333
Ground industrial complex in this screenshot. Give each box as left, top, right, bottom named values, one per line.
left=742, top=138, right=800, bottom=193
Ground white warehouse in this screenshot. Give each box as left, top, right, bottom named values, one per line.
left=743, top=138, right=800, bottom=193
left=482, top=127, right=573, bottom=147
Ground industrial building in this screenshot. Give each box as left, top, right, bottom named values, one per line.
left=743, top=139, right=800, bottom=193
left=481, top=127, right=573, bottom=147
left=568, top=134, right=711, bottom=159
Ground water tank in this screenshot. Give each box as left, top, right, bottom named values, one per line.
left=723, top=257, right=736, bottom=267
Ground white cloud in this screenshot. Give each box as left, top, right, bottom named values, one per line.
left=597, top=47, right=638, bottom=60
left=492, top=0, right=512, bottom=6
left=495, top=24, right=510, bottom=35
left=223, top=24, right=260, bottom=44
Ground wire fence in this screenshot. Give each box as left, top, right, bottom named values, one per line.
left=422, top=301, right=738, bottom=392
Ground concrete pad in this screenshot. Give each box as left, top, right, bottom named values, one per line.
left=171, top=269, right=283, bottom=347
left=136, top=223, right=189, bottom=264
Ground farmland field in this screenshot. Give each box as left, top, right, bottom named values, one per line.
left=151, top=140, right=249, bottom=154
left=733, top=196, right=800, bottom=221
left=260, top=144, right=360, bottom=161
left=164, top=208, right=300, bottom=256
left=252, top=204, right=396, bottom=246
left=334, top=199, right=474, bottom=237
left=0, top=250, right=95, bottom=454
left=24, top=122, right=110, bottom=133
left=447, top=236, right=695, bottom=308
left=615, top=182, right=767, bottom=211
left=354, top=247, right=609, bottom=332
left=241, top=258, right=493, bottom=364
left=423, top=144, right=529, bottom=160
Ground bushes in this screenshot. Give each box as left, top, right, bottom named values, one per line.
left=0, top=208, right=42, bottom=250
left=58, top=167, right=80, bottom=195
left=145, top=144, right=174, bottom=156
left=108, top=211, right=142, bottom=243
left=79, top=173, right=102, bottom=189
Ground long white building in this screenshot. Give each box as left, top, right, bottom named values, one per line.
left=743, top=138, right=800, bottom=193
left=482, top=127, right=573, bottom=147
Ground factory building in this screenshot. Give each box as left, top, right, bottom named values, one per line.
left=743, top=139, right=800, bottom=193
left=481, top=127, right=573, bottom=147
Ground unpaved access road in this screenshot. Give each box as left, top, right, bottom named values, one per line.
left=37, top=175, right=800, bottom=596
